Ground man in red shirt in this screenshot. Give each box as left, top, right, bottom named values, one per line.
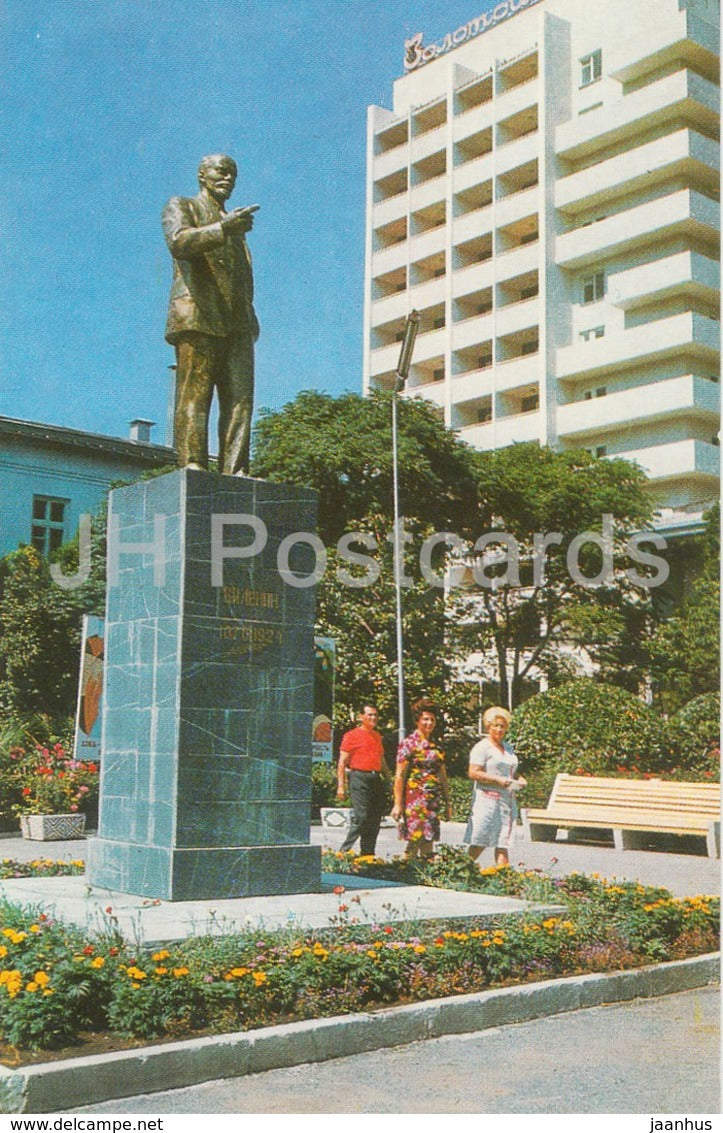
left=336, top=704, right=389, bottom=856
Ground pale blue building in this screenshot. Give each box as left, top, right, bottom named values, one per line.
left=0, top=416, right=175, bottom=558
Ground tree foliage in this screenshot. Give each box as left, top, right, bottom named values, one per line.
left=449, top=444, right=655, bottom=706
left=650, top=505, right=720, bottom=712
left=252, top=389, right=480, bottom=543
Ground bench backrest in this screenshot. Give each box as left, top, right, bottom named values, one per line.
left=548, top=774, right=720, bottom=817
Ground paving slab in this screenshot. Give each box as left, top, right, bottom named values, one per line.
left=0, top=874, right=558, bottom=946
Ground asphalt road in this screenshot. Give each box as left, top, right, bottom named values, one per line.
left=69, top=984, right=720, bottom=1114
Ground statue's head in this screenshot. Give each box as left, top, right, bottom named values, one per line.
left=198, top=154, right=237, bottom=203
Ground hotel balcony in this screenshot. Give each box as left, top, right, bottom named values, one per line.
left=555, top=129, right=719, bottom=217
left=610, top=13, right=719, bottom=86
left=452, top=312, right=494, bottom=352
left=372, top=190, right=409, bottom=229
left=459, top=410, right=541, bottom=451
left=452, top=258, right=496, bottom=299
left=453, top=151, right=495, bottom=195
left=495, top=240, right=541, bottom=285
left=453, top=204, right=493, bottom=246
left=370, top=288, right=410, bottom=327
left=556, top=313, right=720, bottom=383
left=409, top=225, right=446, bottom=263
left=495, top=131, right=539, bottom=179
left=410, top=124, right=447, bottom=165
left=496, top=295, right=540, bottom=338
left=370, top=240, right=407, bottom=277
left=495, top=185, right=540, bottom=231
left=411, top=325, right=447, bottom=364
left=451, top=366, right=495, bottom=406
left=617, top=439, right=720, bottom=484
left=409, top=175, right=446, bottom=214
left=495, top=75, right=539, bottom=126
left=555, top=190, right=719, bottom=271
left=372, top=146, right=409, bottom=183
left=369, top=341, right=405, bottom=378
left=495, top=352, right=542, bottom=393
left=557, top=376, right=720, bottom=440
left=610, top=251, right=720, bottom=312
left=555, top=71, right=720, bottom=164
left=402, top=380, right=446, bottom=412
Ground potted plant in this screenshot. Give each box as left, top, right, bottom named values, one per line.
left=13, top=744, right=99, bottom=840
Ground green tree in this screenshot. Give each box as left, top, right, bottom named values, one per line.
left=650, top=505, right=720, bottom=711
left=448, top=444, right=655, bottom=707
left=0, top=546, right=84, bottom=718
left=252, top=389, right=481, bottom=542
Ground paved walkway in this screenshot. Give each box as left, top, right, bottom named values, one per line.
left=67, top=984, right=720, bottom=1113
left=1, top=820, right=718, bottom=898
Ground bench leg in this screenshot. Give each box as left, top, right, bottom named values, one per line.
left=528, top=823, right=558, bottom=843
left=707, top=821, right=720, bottom=860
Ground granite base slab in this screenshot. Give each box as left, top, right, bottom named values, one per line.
left=0, top=875, right=561, bottom=947
left=85, top=838, right=322, bottom=900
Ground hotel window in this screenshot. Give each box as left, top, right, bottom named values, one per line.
left=580, top=50, right=602, bottom=87
left=579, top=326, right=605, bottom=342
left=582, top=272, right=605, bottom=304
left=433, top=368, right=445, bottom=382
left=31, top=496, right=68, bottom=556
left=521, top=392, right=539, bottom=412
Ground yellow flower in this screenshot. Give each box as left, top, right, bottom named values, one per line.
left=252, top=971, right=267, bottom=985
left=172, top=967, right=190, bottom=978
left=152, top=949, right=170, bottom=962
left=29, top=925, right=40, bottom=934
left=91, top=956, right=105, bottom=969
left=228, top=967, right=250, bottom=978
left=154, top=966, right=168, bottom=976
left=366, top=950, right=378, bottom=960
left=291, top=948, right=304, bottom=958
left=34, top=971, right=50, bottom=986
left=413, top=945, right=426, bottom=954
left=0, top=947, right=7, bottom=960
left=126, top=966, right=147, bottom=981
left=25, top=981, right=38, bottom=993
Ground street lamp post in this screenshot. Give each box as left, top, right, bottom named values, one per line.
left=392, top=310, right=420, bottom=745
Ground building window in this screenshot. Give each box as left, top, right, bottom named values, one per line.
left=582, top=272, right=605, bottom=304
left=521, top=393, right=539, bottom=412
left=31, top=496, right=68, bottom=556
left=433, top=368, right=445, bottom=382
left=521, top=340, right=539, bottom=355
left=477, top=406, right=492, bottom=423
left=579, top=326, right=605, bottom=342
left=433, top=316, right=446, bottom=329
left=580, top=50, right=602, bottom=87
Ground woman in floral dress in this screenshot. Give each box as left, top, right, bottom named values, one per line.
left=392, top=698, right=451, bottom=860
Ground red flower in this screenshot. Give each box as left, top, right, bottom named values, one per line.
left=333, top=885, right=345, bottom=896
left=88, top=763, right=99, bottom=774
left=22, top=788, right=31, bottom=797
left=338, top=903, right=348, bottom=912
left=383, top=926, right=393, bottom=934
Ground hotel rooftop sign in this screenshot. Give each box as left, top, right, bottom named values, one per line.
left=404, top=0, right=544, bottom=71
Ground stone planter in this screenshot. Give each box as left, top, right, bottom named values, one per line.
left=320, top=806, right=351, bottom=828
left=19, top=813, right=87, bottom=841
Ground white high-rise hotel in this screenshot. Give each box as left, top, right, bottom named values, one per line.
left=363, top=0, right=720, bottom=531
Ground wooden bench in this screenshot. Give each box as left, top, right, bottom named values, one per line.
left=521, top=774, right=720, bottom=858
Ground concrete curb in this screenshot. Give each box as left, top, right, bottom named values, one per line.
left=0, top=953, right=718, bottom=1113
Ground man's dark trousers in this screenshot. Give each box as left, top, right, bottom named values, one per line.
left=340, top=770, right=385, bottom=855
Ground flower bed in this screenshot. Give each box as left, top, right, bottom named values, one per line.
left=0, top=850, right=716, bottom=1052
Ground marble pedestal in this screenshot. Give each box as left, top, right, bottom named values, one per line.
left=86, top=469, right=322, bottom=900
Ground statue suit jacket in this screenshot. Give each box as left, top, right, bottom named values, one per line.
left=162, top=188, right=259, bottom=345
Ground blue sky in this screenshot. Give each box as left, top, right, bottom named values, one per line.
left=0, top=0, right=494, bottom=445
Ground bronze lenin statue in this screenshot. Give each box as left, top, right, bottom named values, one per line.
left=162, top=154, right=259, bottom=474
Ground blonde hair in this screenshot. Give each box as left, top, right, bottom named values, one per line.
left=483, top=705, right=511, bottom=729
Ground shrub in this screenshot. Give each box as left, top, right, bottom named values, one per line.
left=508, top=680, right=674, bottom=779
left=668, top=693, right=720, bottom=779
left=311, top=762, right=345, bottom=817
